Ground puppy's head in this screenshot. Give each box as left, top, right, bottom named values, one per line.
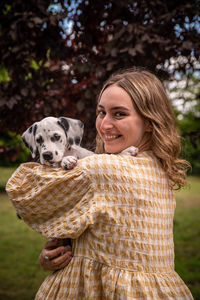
left=22, top=117, right=84, bottom=166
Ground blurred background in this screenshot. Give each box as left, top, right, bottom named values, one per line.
left=0, top=0, right=199, bottom=299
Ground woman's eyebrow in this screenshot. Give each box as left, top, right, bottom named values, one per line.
left=97, top=104, right=104, bottom=108
left=98, top=104, right=130, bottom=111
left=111, top=106, right=130, bottom=111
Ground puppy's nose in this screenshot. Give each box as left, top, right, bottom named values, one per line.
left=43, top=151, right=53, bottom=161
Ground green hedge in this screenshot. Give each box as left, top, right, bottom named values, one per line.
left=0, top=131, right=30, bottom=167
left=181, top=136, right=200, bottom=175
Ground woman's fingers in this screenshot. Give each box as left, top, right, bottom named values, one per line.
left=45, top=245, right=68, bottom=260
left=39, top=238, right=73, bottom=271
left=42, top=250, right=72, bottom=271
left=39, top=244, right=73, bottom=271
left=50, top=249, right=73, bottom=269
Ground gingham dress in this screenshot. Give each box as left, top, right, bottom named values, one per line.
left=6, top=152, right=193, bottom=300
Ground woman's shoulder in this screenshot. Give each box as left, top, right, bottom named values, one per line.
left=78, top=153, right=128, bottom=168
left=78, top=151, right=157, bottom=173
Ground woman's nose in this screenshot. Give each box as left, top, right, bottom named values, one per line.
left=100, top=115, right=113, bottom=131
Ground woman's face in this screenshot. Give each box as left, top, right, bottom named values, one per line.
left=96, top=84, right=146, bottom=154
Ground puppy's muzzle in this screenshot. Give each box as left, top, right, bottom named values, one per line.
left=43, top=151, right=53, bottom=161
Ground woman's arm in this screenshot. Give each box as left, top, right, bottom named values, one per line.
left=6, top=162, right=93, bottom=239
left=39, top=239, right=73, bottom=271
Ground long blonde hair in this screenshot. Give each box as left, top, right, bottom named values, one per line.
left=95, top=68, right=190, bottom=189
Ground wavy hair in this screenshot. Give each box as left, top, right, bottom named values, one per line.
left=95, top=68, right=190, bottom=189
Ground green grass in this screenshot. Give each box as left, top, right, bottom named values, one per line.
left=0, top=167, right=200, bottom=299
left=174, top=177, right=200, bottom=299
left=0, top=193, right=48, bottom=300
left=0, top=166, right=17, bottom=192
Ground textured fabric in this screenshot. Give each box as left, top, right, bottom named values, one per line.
left=6, top=152, right=193, bottom=300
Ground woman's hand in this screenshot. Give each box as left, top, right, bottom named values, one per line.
left=39, top=239, right=73, bottom=271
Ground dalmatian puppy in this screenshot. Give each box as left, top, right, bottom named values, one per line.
left=22, top=116, right=94, bottom=169
left=22, top=116, right=138, bottom=169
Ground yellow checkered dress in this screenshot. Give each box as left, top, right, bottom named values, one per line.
left=6, top=152, right=193, bottom=299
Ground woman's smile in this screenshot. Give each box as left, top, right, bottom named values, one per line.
left=103, top=134, right=122, bottom=141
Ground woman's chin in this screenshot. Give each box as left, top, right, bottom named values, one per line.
left=104, top=145, right=122, bottom=154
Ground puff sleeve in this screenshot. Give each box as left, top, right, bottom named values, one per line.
left=6, top=162, right=96, bottom=239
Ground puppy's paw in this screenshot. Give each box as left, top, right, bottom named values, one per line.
left=120, top=146, right=138, bottom=156
left=61, top=156, right=78, bottom=170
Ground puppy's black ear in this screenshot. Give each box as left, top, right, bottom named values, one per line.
left=22, top=123, right=39, bottom=158
left=58, top=117, right=69, bottom=133
left=58, top=117, right=84, bottom=146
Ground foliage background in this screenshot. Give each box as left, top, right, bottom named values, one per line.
left=0, top=0, right=199, bottom=172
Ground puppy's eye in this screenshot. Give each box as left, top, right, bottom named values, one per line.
left=51, top=133, right=60, bottom=142
left=36, top=136, right=44, bottom=145
left=54, top=133, right=60, bottom=141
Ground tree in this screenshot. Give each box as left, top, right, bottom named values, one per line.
left=0, top=0, right=200, bottom=146
left=166, top=74, right=200, bottom=173
left=63, top=0, right=200, bottom=142
left=0, top=0, right=70, bottom=131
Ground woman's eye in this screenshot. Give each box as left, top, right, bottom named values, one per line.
left=97, top=110, right=105, bottom=116
left=115, top=112, right=126, bottom=117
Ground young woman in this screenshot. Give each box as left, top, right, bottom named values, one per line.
left=7, top=68, right=193, bottom=299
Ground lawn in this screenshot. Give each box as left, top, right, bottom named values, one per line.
left=0, top=166, right=17, bottom=192
left=0, top=167, right=200, bottom=299
left=0, top=167, right=48, bottom=300
left=173, top=177, right=200, bottom=299
left=0, top=192, right=48, bottom=300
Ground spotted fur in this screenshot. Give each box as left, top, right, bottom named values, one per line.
left=22, top=116, right=93, bottom=169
